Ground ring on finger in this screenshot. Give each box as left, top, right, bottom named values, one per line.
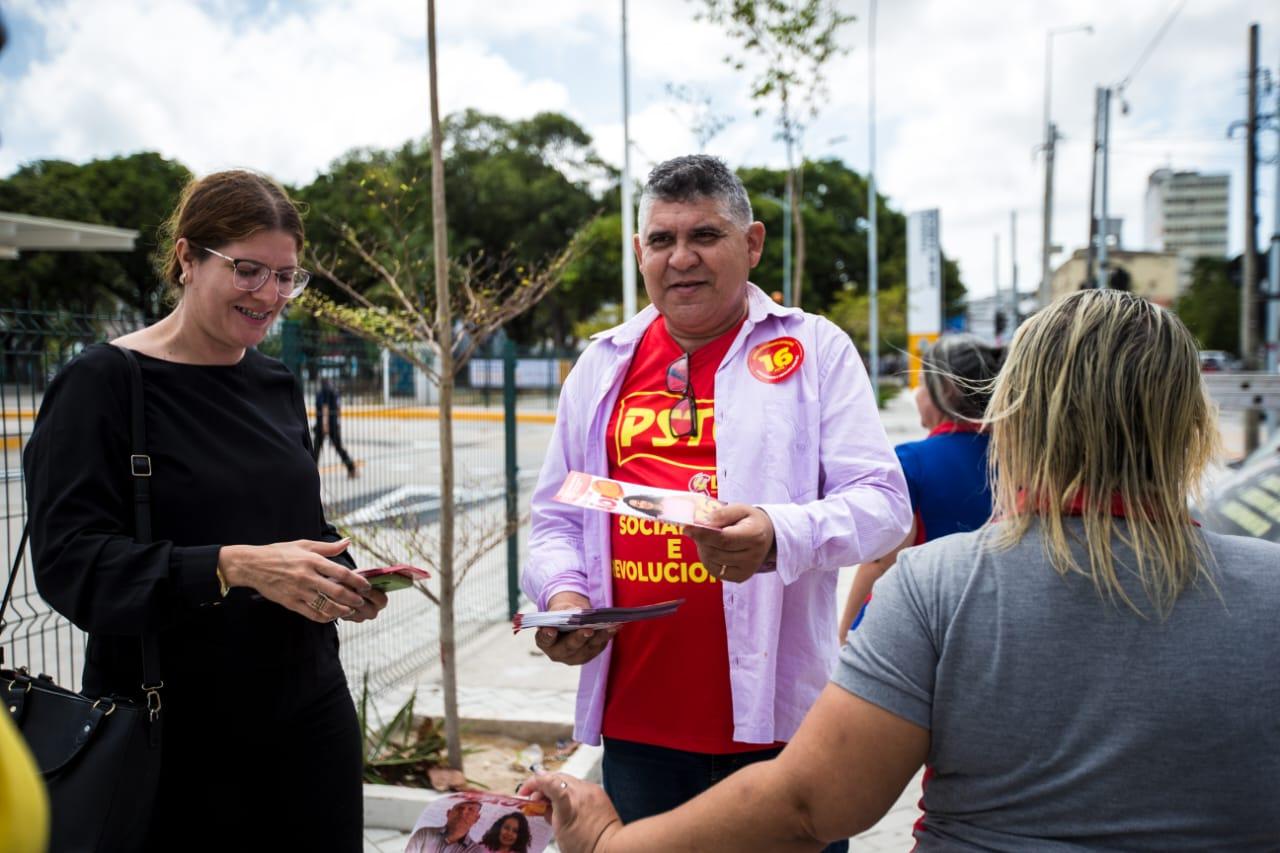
left=309, top=592, right=330, bottom=613
left=718, top=563, right=729, bottom=579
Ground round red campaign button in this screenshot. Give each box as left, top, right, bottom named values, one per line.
left=748, top=337, right=804, bottom=383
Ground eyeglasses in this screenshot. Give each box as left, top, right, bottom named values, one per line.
left=666, top=352, right=698, bottom=439
left=193, top=244, right=312, bottom=298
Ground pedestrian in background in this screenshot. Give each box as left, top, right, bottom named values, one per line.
left=530, top=287, right=1280, bottom=852
left=314, top=376, right=358, bottom=478
left=839, top=334, right=1003, bottom=636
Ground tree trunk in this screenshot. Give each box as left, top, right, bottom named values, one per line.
left=791, top=160, right=806, bottom=308
left=426, top=0, right=462, bottom=771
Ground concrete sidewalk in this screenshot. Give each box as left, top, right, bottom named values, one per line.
left=361, top=619, right=924, bottom=853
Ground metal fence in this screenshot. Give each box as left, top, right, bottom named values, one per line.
left=0, top=310, right=570, bottom=701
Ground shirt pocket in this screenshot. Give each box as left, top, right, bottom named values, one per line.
left=759, top=399, right=821, bottom=502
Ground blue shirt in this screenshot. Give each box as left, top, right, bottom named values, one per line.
left=895, top=423, right=992, bottom=544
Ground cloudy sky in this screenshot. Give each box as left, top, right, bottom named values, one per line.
left=1, top=0, right=1277, bottom=299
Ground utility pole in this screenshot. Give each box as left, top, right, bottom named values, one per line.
left=1269, top=51, right=1280, bottom=385
left=1243, top=23, right=1260, bottom=453
left=1040, top=122, right=1057, bottom=304
left=867, top=0, right=879, bottom=401
left=1085, top=85, right=1115, bottom=289
left=1085, top=88, right=1101, bottom=288
left=1040, top=24, right=1093, bottom=306
left=1010, top=210, right=1018, bottom=326
left=993, top=232, right=1002, bottom=343
left=1097, top=86, right=1113, bottom=289
left=783, top=150, right=793, bottom=307
left=1268, top=57, right=1280, bottom=439
left=620, top=0, right=637, bottom=320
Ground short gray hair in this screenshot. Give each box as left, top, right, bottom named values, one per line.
left=637, top=155, right=754, bottom=234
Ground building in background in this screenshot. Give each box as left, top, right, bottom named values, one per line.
left=1050, top=248, right=1181, bottom=306
left=1144, top=168, right=1230, bottom=290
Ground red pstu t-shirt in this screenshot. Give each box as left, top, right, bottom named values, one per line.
left=601, top=315, right=757, bottom=754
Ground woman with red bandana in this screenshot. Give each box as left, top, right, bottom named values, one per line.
left=839, top=334, right=1003, bottom=637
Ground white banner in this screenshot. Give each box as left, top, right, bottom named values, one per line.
left=907, top=209, right=942, bottom=336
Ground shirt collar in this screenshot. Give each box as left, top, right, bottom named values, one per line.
left=591, top=282, right=798, bottom=347
left=927, top=419, right=985, bottom=437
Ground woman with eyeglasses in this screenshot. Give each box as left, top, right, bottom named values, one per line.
left=527, top=289, right=1280, bottom=850
left=23, top=169, right=387, bottom=851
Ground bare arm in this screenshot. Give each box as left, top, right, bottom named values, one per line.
left=837, top=519, right=916, bottom=638
left=526, top=684, right=929, bottom=853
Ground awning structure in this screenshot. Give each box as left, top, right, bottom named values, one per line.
left=0, top=211, right=138, bottom=260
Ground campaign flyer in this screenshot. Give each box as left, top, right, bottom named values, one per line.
left=404, top=791, right=553, bottom=853
left=552, top=471, right=725, bottom=529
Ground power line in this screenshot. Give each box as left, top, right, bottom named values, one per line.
left=1116, top=0, right=1188, bottom=92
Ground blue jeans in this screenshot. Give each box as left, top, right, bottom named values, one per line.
left=602, top=737, right=850, bottom=853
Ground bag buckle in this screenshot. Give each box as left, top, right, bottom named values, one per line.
left=5, top=667, right=32, bottom=694
left=143, top=681, right=163, bottom=721
left=130, top=454, right=152, bottom=477
left=90, top=697, right=117, bottom=717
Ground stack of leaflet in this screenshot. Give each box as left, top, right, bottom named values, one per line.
left=512, top=599, right=685, bottom=633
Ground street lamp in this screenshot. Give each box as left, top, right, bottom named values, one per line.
left=1039, top=23, right=1093, bottom=307
left=867, top=0, right=879, bottom=404
left=620, top=0, right=637, bottom=320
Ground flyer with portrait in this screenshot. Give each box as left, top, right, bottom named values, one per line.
left=404, top=791, right=552, bottom=853
left=552, top=471, right=725, bottom=529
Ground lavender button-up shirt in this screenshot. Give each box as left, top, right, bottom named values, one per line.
left=522, top=284, right=911, bottom=746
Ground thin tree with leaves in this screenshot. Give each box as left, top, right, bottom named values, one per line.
left=298, top=0, right=587, bottom=771
left=695, top=0, right=853, bottom=308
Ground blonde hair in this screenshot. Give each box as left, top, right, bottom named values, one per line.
left=986, top=290, right=1220, bottom=615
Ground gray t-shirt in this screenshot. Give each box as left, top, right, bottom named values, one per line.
left=834, top=521, right=1280, bottom=851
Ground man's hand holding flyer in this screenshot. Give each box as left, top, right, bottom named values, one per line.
left=512, top=599, right=684, bottom=633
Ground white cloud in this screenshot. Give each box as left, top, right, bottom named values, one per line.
left=2, top=0, right=1277, bottom=302
left=0, top=0, right=571, bottom=184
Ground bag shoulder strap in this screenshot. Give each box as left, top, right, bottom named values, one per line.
left=0, top=345, right=161, bottom=691
left=109, top=345, right=162, bottom=692
left=0, top=527, right=30, bottom=654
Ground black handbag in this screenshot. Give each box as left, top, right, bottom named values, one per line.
left=1, top=344, right=163, bottom=852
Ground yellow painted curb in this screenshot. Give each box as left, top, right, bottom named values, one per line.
left=335, top=408, right=557, bottom=425
left=5, top=406, right=555, bottom=426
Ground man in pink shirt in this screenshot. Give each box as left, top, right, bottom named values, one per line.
left=521, top=156, right=910, bottom=848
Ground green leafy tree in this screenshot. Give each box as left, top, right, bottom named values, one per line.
left=0, top=153, right=191, bottom=315
left=298, top=31, right=592, bottom=767
left=1176, top=257, right=1238, bottom=355
left=559, top=212, right=626, bottom=345
left=299, top=110, right=610, bottom=351
left=696, top=0, right=854, bottom=307
left=827, top=283, right=907, bottom=357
